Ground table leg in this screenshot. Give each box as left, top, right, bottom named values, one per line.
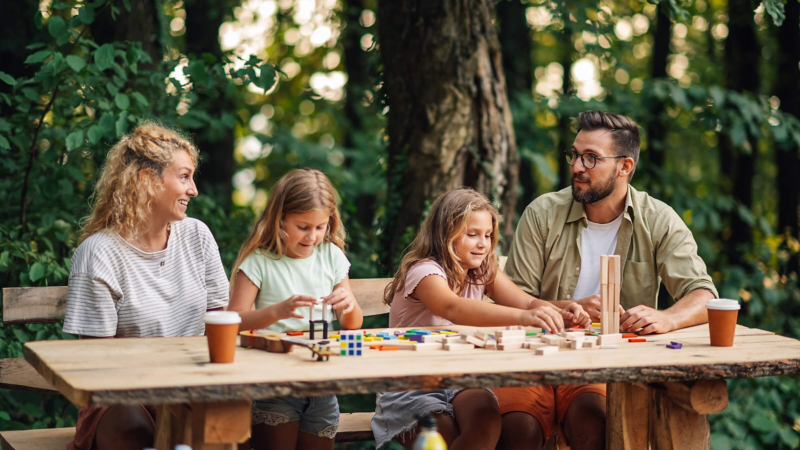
left=606, top=382, right=650, bottom=450
left=649, top=380, right=728, bottom=450
left=155, top=400, right=251, bottom=450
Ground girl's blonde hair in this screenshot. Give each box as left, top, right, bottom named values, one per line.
left=230, top=168, right=346, bottom=289
left=79, top=122, right=199, bottom=244
left=384, top=188, right=500, bottom=305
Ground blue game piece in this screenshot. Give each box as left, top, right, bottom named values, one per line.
left=409, top=335, right=423, bottom=342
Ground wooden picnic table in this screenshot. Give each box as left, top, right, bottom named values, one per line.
left=24, top=324, right=800, bottom=450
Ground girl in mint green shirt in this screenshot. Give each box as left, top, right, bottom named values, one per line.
left=228, top=168, right=363, bottom=450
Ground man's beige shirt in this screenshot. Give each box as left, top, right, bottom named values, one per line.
left=505, top=185, right=718, bottom=309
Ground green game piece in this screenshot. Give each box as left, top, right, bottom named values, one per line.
left=526, top=332, right=538, bottom=336
left=341, top=350, right=347, bottom=356
left=356, top=335, right=362, bottom=340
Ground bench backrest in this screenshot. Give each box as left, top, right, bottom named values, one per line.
left=2, top=256, right=507, bottom=326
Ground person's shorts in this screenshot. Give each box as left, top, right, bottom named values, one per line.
left=371, top=388, right=498, bottom=449
left=252, top=395, right=339, bottom=439
left=493, top=384, right=606, bottom=443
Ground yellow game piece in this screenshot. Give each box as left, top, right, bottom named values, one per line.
left=591, top=323, right=601, bottom=328
left=374, top=337, right=383, bottom=341
left=364, top=337, right=374, bottom=342
left=331, top=334, right=340, bottom=340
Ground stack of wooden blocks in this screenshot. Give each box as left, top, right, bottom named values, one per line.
left=601, top=255, right=621, bottom=335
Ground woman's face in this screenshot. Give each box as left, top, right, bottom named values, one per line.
left=153, top=150, right=197, bottom=224
left=454, top=210, right=494, bottom=269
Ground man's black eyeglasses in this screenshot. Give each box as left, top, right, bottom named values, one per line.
left=565, top=150, right=626, bottom=169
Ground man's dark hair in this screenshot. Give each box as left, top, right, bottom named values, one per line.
left=577, top=110, right=640, bottom=179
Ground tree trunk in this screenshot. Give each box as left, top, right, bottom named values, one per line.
left=646, top=3, right=671, bottom=171
left=720, top=0, right=760, bottom=265
left=184, top=0, right=235, bottom=210
left=497, top=0, right=535, bottom=214
left=557, top=31, right=573, bottom=189
left=377, top=0, right=519, bottom=268
left=775, top=0, right=800, bottom=238
left=92, top=0, right=163, bottom=65
left=341, top=0, right=376, bottom=231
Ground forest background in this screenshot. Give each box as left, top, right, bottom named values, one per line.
left=1, top=0, right=799, bottom=449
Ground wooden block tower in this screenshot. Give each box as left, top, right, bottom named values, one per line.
left=600, top=255, right=621, bottom=335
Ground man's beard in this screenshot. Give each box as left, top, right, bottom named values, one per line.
left=572, top=173, right=616, bottom=204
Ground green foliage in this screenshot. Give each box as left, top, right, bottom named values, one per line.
left=0, top=0, right=276, bottom=431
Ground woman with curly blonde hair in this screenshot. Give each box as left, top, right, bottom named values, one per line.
left=63, top=122, right=229, bottom=450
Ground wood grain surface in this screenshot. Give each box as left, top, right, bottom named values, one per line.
left=23, top=324, right=800, bottom=408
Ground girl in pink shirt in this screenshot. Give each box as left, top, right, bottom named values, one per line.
left=371, top=188, right=590, bottom=450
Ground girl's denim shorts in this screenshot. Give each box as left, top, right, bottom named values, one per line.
left=252, top=395, right=339, bottom=439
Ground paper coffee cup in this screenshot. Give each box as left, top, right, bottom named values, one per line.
left=706, top=299, right=740, bottom=347
left=204, top=312, right=242, bottom=363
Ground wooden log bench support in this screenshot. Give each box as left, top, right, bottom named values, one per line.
left=606, top=379, right=729, bottom=450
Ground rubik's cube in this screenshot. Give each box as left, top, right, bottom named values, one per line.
left=339, top=330, right=363, bottom=356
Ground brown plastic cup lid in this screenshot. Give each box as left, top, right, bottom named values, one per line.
left=706, top=299, right=741, bottom=311
left=204, top=311, right=242, bottom=325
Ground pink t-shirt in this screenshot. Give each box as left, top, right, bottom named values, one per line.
left=388, top=260, right=485, bottom=328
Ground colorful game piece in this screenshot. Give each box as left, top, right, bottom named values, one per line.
left=339, top=331, right=363, bottom=356
left=622, top=333, right=638, bottom=338
left=628, top=338, right=646, bottom=343
left=286, top=331, right=304, bottom=337
left=380, top=346, right=399, bottom=351
left=599, top=344, right=619, bottom=349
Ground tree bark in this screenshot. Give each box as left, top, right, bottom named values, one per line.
left=184, top=0, right=235, bottom=210
left=377, top=0, right=519, bottom=267
left=720, top=0, right=759, bottom=265
left=775, top=0, right=800, bottom=238
left=646, top=3, right=671, bottom=171
left=496, top=0, right=535, bottom=214
left=92, top=0, right=163, bottom=65
left=557, top=30, right=573, bottom=189
left=341, top=0, right=377, bottom=231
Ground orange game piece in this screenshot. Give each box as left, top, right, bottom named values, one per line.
left=369, top=345, right=383, bottom=349
left=628, top=338, right=646, bottom=343
left=622, top=333, right=638, bottom=338
left=286, top=331, right=304, bottom=336
left=380, top=346, right=399, bottom=351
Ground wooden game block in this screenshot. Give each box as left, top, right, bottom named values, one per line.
left=559, top=339, right=572, bottom=349
left=422, top=335, right=444, bottom=343
left=496, top=329, right=526, bottom=338
left=505, top=325, right=524, bottom=330
left=535, top=346, right=559, bottom=355
left=412, top=343, right=441, bottom=351
left=462, top=335, right=487, bottom=347
left=497, top=342, right=523, bottom=351
left=497, top=336, right=524, bottom=344
left=598, top=334, right=623, bottom=345
left=560, top=331, right=585, bottom=338
left=541, top=335, right=564, bottom=345
left=582, top=339, right=596, bottom=349
left=442, top=336, right=463, bottom=344
left=569, top=337, right=585, bottom=349
left=444, top=343, right=476, bottom=351
left=474, top=330, right=491, bottom=340
left=484, top=340, right=498, bottom=350
left=601, top=255, right=609, bottom=284
left=524, top=341, right=549, bottom=349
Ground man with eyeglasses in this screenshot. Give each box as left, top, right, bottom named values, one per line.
left=493, top=110, right=718, bottom=450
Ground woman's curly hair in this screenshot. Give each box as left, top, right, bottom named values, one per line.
left=78, top=122, right=199, bottom=244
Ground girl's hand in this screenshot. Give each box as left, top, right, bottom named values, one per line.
left=561, top=302, right=591, bottom=328
left=323, top=287, right=357, bottom=316
left=273, top=295, right=317, bottom=320
left=520, top=307, right=564, bottom=333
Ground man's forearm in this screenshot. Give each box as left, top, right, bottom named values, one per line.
left=665, top=288, right=715, bottom=330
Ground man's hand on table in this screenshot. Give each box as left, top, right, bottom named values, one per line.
left=619, top=305, right=676, bottom=335
left=574, top=295, right=624, bottom=322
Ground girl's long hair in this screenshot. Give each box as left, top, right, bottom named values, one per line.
left=230, top=168, right=346, bottom=290
left=384, top=188, right=500, bottom=305
left=79, top=122, right=199, bottom=244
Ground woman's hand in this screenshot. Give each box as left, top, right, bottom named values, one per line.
left=272, top=295, right=317, bottom=320
left=323, top=287, right=357, bottom=316
left=520, top=307, right=564, bottom=333
left=560, top=302, right=592, bottom=328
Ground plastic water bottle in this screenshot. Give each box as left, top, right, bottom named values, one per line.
left=412, top=413, right=447, bottom=450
